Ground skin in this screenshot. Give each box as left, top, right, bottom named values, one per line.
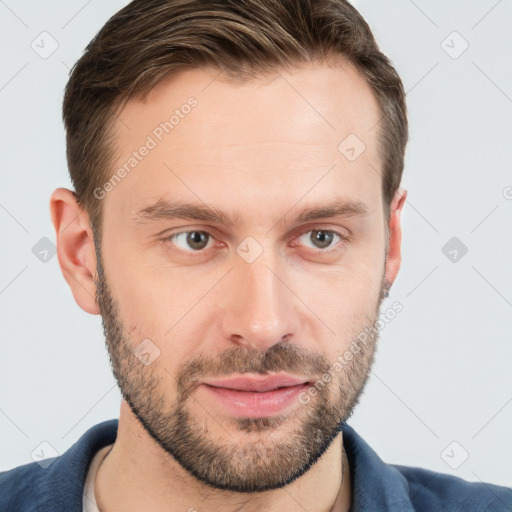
left=50, top=58, right=406, bottom=512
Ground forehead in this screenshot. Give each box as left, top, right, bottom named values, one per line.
left=105, top=60, right=383, bottom=221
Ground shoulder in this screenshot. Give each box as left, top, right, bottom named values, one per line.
left=0, top=460, right=51, bottom=510
left=393, top=463, right=512, bottom=512
left=0, top=419, right=118, bottom=511
left=342, top=423, right=511, bottom=512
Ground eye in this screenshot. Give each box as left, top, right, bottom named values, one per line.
left=295, top=229, right=344, bottom=251
left=166, top=231, right=213, bottom=252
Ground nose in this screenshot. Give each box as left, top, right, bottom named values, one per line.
left=218, top=249, right=300, bottom=352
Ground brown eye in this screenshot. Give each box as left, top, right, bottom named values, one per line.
left=186, top=231, right=210, bottom=250
left=168, top=231, right=212, bottom=251
left=310, top=230, right=335, bottom=249
left=296, top=229, right=341, bottom=250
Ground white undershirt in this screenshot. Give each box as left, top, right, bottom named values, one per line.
left=82, top=444, right=113, bottom=512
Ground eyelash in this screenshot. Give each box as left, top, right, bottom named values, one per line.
left=163, top=227, right=350, bottom=255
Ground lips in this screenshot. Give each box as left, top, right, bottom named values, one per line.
left=199, top=374, right=311, bottom=418
left=201, top=374, right=309, bottom=392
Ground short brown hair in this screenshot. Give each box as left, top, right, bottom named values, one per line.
left=63, top=0, right=408, bottom=233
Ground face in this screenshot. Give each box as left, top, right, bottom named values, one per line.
left=94, top=59, right=392, bottom=492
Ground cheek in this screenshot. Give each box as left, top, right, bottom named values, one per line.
left=297, top=246, right=385, bottom=310
left=101, top=240, right=223, bottom=368
left=290, top=249, right=384, bottom=354
left=100, top=230, right=183, bottom=326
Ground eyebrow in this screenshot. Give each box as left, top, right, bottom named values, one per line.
left=134, top=198, right=368, bottom=227
left=134, top=200, right=242, bottom=227
left=295, top=201, right=368, bottom=223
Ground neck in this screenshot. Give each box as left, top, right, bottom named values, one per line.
left=95, top=401, right=351, bottom=512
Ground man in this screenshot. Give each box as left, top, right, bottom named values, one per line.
left=0, top=0, right=510, bottom=510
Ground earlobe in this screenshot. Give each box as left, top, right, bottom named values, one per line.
left=50, top=188, right=100, bottom=315
left=384, top=187, right=407, bottom=293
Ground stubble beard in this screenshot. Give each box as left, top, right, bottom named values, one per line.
left=94, top=247, right=384, bottom=492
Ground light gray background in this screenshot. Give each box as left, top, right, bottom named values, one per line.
left=1, top=0, right=511, bottom=488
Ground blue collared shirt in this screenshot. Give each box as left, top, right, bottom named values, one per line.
left=1, top=419, right=511, bottom=511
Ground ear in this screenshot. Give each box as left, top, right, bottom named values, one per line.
left=50, top=188, right=100, bottom=314
left=384, top=187, right=407, bottom=292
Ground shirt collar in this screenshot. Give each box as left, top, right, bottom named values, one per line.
left=38, top=419, right=415, bottom=511
left=342, top=422, right=415, bottom=511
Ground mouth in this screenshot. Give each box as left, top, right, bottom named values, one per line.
left=202, top=373, right=309, bottom=391
left=199, top=374, right=312, bottom=418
